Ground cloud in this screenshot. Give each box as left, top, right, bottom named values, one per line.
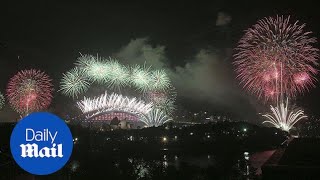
left=115, top=38, right=168, bottom=68
left=216, top=12, right=232, bottom=26
left=171, top=49, right=255, bottom=117
left=172, top=50, right=232, bottom=99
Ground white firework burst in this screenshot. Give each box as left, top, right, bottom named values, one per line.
left=140, top=109, right=172, bottom=127
left=262, top=98, right=307, bottom=132
left=77, top=92, right=153, bottom=119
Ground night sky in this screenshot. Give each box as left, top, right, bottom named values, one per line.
left=0, top=0, right=320, bottom=122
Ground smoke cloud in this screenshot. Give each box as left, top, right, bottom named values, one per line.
left=116, top=38, right=168, bottom=68
left=115, top=38, right=256, bottom=120
left=216, top=12, right=232, bottom=26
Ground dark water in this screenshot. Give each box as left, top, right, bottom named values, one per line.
left=1, top=151, right=253, bottom=180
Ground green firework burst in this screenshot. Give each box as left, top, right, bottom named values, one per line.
left=107, top=59, right=130, bottom=90
left=60, top=68, right=91, bottom=98
left=76, top=55, right=110, bottom=84
left=130, top=65, right=152, bottom=93
left=150, top=70, right=171, bottom=91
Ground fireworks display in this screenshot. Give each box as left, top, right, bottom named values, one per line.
left=106, top=60, right=130, bottom=90
left=140, top=109, right=172, bottom=127
left=60, top=68, right=91, bottom=98
left=61, top=54, right=173, bottom=96
left=6, top=69, right=54, bottom=114
left=0, top=92, right=5, bottom=110
left=234, top=15, right=319, bottom=132
left=150, top=70, right=171, bottom=91
left=76, top=55, right=110, bottom=84
left=60, top=54, right=176, bottom=126
left=154, top=98, right=176, bottom=115
left=262, top=98, right=307, bottom=132
left=77, top=92, right=153, bottom=120
left=130, top=65, right=152, bottom=93
left=234, top=16, right=319, bottom=100
left=147, top=88, right=176, bottom=115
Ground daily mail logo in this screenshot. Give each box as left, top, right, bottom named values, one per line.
left=10, top=112, right=73, bottom=175
left=20, top=128, right=63, bottom=158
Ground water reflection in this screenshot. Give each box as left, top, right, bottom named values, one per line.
left=69, top=160, right=80, bottom=173
left=1, top=153, right=256, bottom=180
left=3, top=153, right=254, bottom=179
left=133, top=160, right=150, bottom=179
left=108, top=154, right=219, bottom=179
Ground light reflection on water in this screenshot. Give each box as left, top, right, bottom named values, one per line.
left=109, top=154, right=217, bottom=179
left=65, top=152, right=251, bottom=179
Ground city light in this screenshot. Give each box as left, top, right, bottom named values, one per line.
left=162, top=137, right=167, bottom=142
left=244, top=152, right=249, bottom=160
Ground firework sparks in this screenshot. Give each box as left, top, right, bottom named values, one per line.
left=150, top=70, right=171, bottom=91
left=60, top=68, right=91, bottom=98
left=62, top=54, right=177, bottom=118
left=77, top=92, right=153, bottom=120
left=153, top=98, right=176, bottom=115
left=0, top=92, right=5, bottom=110
left=62, top=54, right=175, bottom=95
left=147, top=88, right=176, bottom=115
left=262, top=98, right=307, bottom=132
left=140, top=109, right=172, bottom=127
left=6, top=69, right=54, bottom=114
left=130, top=65, right=152, bottom=92
left=234, top=15, right=319, bottom=99
left=107, top=59, right=130, bottom=90
left=76, top=54, right=110, bottom=84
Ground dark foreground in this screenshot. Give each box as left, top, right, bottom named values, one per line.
left=1, top=121, right=287, bottom=179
